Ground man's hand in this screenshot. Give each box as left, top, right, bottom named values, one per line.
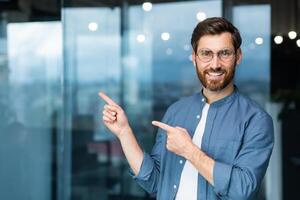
left=99, top=92, right=143, bottom=175
left=152, top=120, right=215, bottom=185
left=98, top=92, right=130, bottom=139
left=152, top=121, right=195, bottom=159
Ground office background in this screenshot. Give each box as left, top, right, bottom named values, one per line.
left=0, top=0, right=299, bottom=199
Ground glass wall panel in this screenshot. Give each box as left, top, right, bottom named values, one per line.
left=63, top=7, right=122, bottom=200
left=233, top=5, right=271, bottom=106
left=0, top=22, right=62, bottom=200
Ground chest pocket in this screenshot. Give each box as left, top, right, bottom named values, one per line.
left=212, top=139, right=241, bottom=163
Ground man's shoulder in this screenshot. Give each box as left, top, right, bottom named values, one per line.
left=236, top=92, right=271, bottom=120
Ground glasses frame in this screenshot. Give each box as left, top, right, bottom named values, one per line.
left=196, top=48, right=236, bottom=63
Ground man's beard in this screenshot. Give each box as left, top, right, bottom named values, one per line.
left=195, top=62, right=236, bottom=92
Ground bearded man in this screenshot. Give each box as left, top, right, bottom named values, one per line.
left=99, top=17, right=274, bottom=200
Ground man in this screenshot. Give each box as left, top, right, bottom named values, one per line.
left=99, top=17, right=274, bottom=200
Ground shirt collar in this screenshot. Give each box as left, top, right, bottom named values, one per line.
left=198, top=85, right=239, bottom=107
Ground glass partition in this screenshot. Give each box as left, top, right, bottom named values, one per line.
left=0, top=21, right=62, bottom=200
left=233, top=5, right=271, bottom=106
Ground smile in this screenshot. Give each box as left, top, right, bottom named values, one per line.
left=206, top=71, right=225, bottom=76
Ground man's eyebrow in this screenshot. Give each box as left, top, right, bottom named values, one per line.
left=198, top=48, right=212, bottom=51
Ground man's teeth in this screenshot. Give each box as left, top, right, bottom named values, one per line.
left=207, top=72, right=223, bottom=76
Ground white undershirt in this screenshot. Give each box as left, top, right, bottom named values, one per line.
left=175, top=103, right=210, bottom=200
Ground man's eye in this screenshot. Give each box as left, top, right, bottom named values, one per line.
left=201, top=51, right=212, bottom=56
left=220, top=50, right=232, bottom=57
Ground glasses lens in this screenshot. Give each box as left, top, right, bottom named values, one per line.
left=198, top=50, right=213, bottom=62
left=218, top=49, right=235, bottom=61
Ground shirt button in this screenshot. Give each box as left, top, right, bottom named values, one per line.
left=196, top=115, right=200, bottom=119
left=173, top=184, right=177, bottom=189
left=201, top=98, right=205, bottom=102
left=179, top=160, right=183, bottom=164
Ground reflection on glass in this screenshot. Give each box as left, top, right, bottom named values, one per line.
left=233, top=5, right=271, bottom=106
left=0, top=22, right=62, bottom=200
left=63, top=7, right=123, bottom=200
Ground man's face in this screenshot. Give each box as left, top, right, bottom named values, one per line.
left=193, top=32, right=242, bottom=92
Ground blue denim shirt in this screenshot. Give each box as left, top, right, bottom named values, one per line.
left=132, top=88, right=274, bottom=200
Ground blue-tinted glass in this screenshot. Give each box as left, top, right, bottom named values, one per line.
left=233, top=5, right=271, bottom=105
left=63, top=7, right=123, bottom=200
left=0, top=22, right=62, bottom=200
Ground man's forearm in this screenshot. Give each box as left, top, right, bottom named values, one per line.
left=185, top=143, right=215, bottom=185
left=118, top=126, right=144, bottom=175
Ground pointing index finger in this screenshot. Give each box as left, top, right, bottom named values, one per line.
left=98, top=92, right=118, bottom=106
left=152, top=121, right=175, bottom=132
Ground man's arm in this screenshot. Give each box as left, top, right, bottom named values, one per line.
left=185, top=143, right=215, bottom=185
left=99, top=92, right=143, bottom=175
left=212, top=114, right=274, bottom=199
left=152, top=113, right=274, bottom=199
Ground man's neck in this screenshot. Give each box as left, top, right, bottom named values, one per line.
left=203, top=83, right=234, bottom=104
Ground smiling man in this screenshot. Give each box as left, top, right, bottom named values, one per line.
left=99, top=17, right=274, bottom=200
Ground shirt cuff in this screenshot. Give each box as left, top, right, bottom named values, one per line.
left=129, top=152, right=154, bottom=181
left=213, top=161, right=233, bottom=196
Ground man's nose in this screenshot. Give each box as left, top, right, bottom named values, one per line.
left=210, top=54, right=221, bottom=69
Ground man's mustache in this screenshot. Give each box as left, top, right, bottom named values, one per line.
left=204, top=68, right=226, bottom=74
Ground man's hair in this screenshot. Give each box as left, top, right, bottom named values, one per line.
left=191, top=17, right=242, bottom=52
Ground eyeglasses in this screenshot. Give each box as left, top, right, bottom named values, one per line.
left=196, top=48, right=235, bottom=63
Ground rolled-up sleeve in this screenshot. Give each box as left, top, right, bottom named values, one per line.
left=213, top=113, right=274, bottom=200
left=213, top=161, right=233, bottom=196
left=132, top=152, right=155, bottom=181
left=130, top=151, right=159, bottom=194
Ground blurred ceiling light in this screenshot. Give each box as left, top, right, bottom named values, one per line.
left=255, top=37, right=263, bottom=45
left=196, top=12, right=206, bottom=21
left=161, top=32, right=170, bottom=41
left=136, top=34, right=146, bottom=43
left=88, top=22, right=98, bottom=31
left=274, top=35, right=283, bottom=44
left=166, top=48, right=173, bottom=55
left=297, top=39, right=300, bottom=47
left=142, top=2, right=152, bottom=12
left=184, top=44, right=190, bottom=51
left=288, top=31, right=297, bottom=39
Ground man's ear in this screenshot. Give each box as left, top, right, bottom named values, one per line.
left=192, top=51, right=196, bottom=66
left=236, top=48, right=242, bottom=65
